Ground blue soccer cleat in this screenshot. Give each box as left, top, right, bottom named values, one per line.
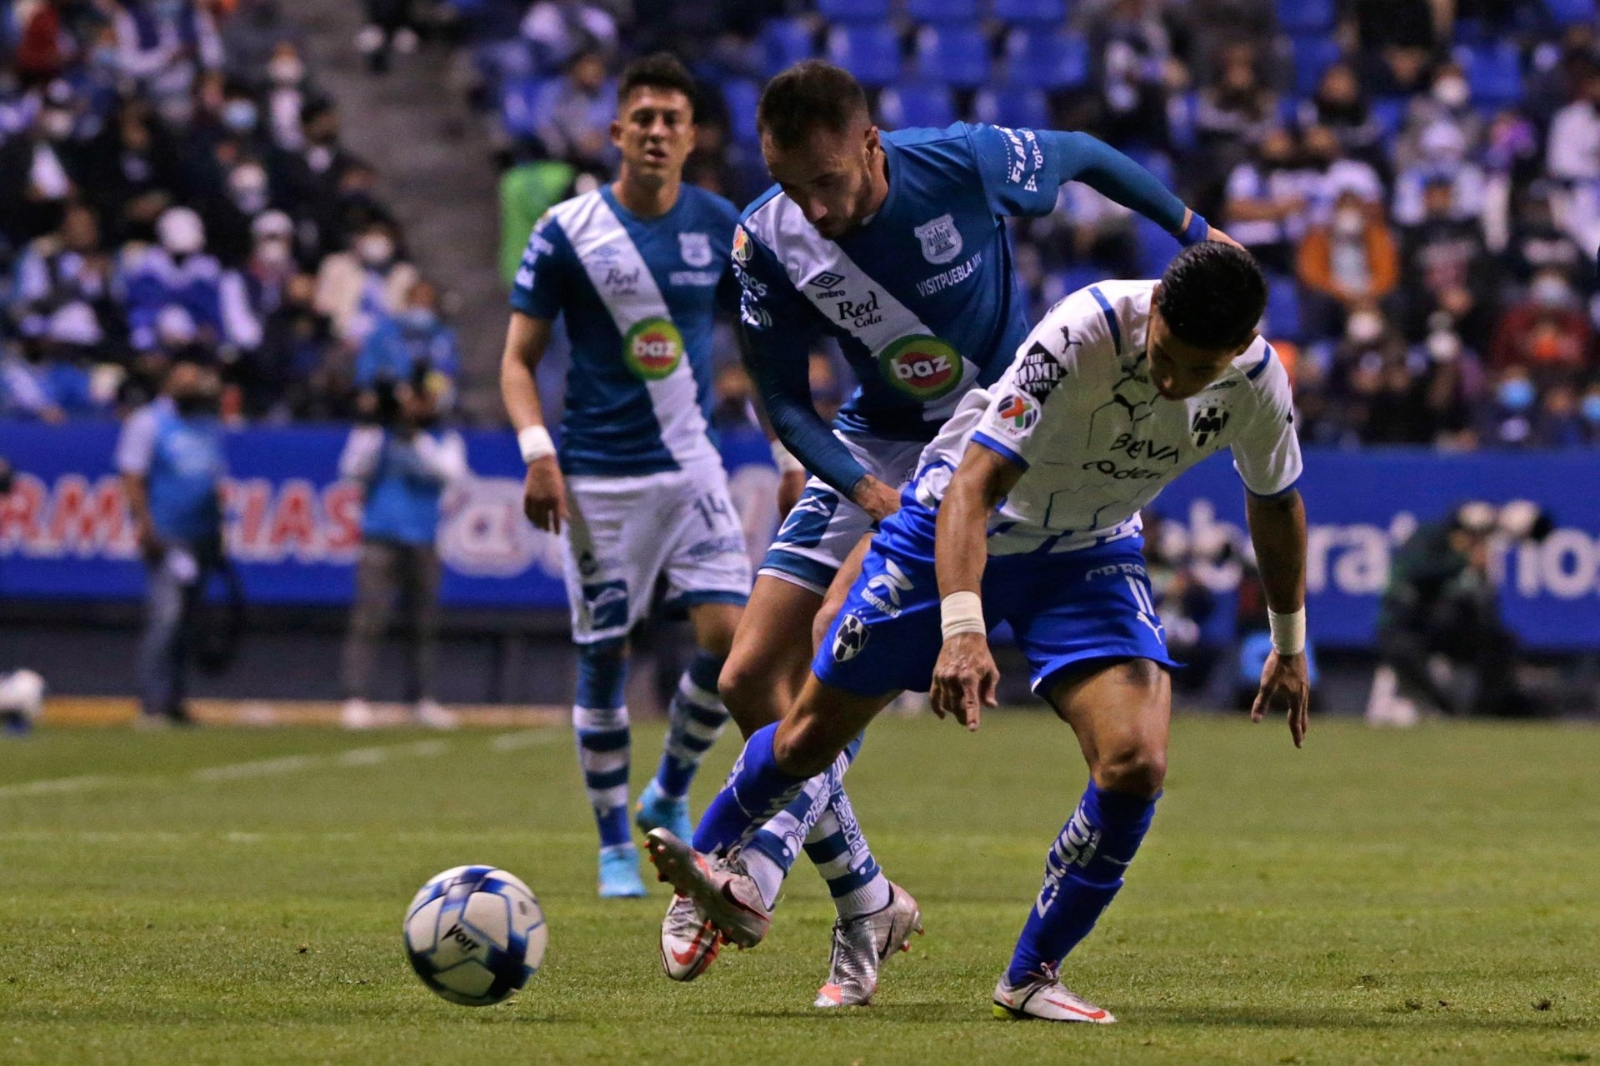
left=598, top=844, right=647, bottom=899
left=634, top=779, right=693, bottom=843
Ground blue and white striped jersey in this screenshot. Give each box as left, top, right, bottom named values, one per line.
left=511, top=183, right=740, bottom=477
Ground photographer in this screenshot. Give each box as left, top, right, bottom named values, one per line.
left=338, top=372, right=468, bottom=730
left=1373, top=501, right=1549, bottom=719
left=116, top=362, right=228, bottom=727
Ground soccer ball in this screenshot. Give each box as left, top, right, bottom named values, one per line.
left=0, top=670, right=45, bottom=736
left=403, top=865, right=547, bottom=1006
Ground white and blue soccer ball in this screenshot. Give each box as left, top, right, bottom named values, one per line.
left=403, top=865, right=547, bottom=1006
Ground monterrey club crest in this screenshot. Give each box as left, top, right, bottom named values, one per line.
left=877, top=334, right=963, bottom=401
left=913, top=213, right=963, bottom=265
left=623, top=317, right=684, bottom=380
left=832, top=613, right=870, bottom=662
left=679, top=232, right=712, bottom=268
left=996, top=392, right=1039, bottom=436
left=1190, top=403, right=1230, bottom=448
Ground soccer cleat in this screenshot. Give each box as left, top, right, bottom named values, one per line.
left=341, top=699, right=378, bottom=730
left=598, top=843, right=647, bottom=898
left=992, top=964, right=1116, bottom=1023
left=635, top=779, right=692, bottom=842
left=644, top=828, right=771, bottom=949
left=658, top=892, right=721, bottom=981
left=815, top=882, right=924, bottom=1008
left=413, top=699, right=458, bottom=730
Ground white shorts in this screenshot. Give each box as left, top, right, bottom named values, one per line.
left=758, top=431, right=927, bottom=596
left=563, top=465, right=752, bottom=644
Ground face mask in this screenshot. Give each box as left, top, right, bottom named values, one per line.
left=1581, top=395, right=1600, bottom=423
left=269, top=57, right=305, bottom=87
left=1433, top=77, right=1469, bottom=108
left=402, top=308, right=437, bottom=330
left=1333, top=209, right=1364, bottom=237
left=230, top=167, right=269, bottom=213
left=223, top=100, right=258, bottom=132
left=1531, top=275, right=1572, bottom=308
left=1498, top=378, right=1536, bottom=411
left=357, top=234, right=394, bottom=266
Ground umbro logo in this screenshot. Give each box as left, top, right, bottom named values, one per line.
left=809, top=271, right=846, bottom=289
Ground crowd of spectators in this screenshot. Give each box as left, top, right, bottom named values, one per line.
left=0, top=0, right=460, bottom=425
left=458, top=0, right=1600, bottom=449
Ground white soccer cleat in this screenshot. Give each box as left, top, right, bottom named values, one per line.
left=340, top=698, right=378, bottom=730
left=815, top=882, right=924, bottom=1008
left=414, top=699, right=458, bottom=730
left=658, top=892, right=722, bottom=981
left=992, top=964, right=1116, bottom=1023
left=644, top=828, right=771, bottom=949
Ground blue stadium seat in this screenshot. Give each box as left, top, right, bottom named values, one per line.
left=816, top=0, right=892, bottom=24
left=879, top=82, right=958, bottom=129
left=992, top=0, right=1067, bottom=27
left=915, top=25, right=992, bottom=88
left=1004, top=29, right=1090, bottom=92
left=1276, top=0, right=1335, bottom=35
left=761, top=19, right=816, bottom=78
left=1290, top=35, right=1343, bottom=98
left=975, top=84, right=1051, bottom=129
left=1370, top=95, right=1409, bottom=148
left=1135, top=215, right=1181, bottom=279
left=908, top=0, right=982, bottom=25
left=499, top=76, right=548, bottom=141
left=1265, top=274, right=1303, bottom=342
left=721, top=79, right=762, bottom=147
left=1455, top=43, right=1523, bottom=109
left=1545, top=0, right=1596, bottom=26
left=827, top=24, right=903, bottom=87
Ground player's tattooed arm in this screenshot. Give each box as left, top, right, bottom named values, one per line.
left=1245, top=488, right=1311, bottom=747
left=930, top=443, right=1025, bottom=730
left=500, top=312, right=567, bottom=533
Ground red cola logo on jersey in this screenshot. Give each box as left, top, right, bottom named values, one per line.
left=877, top=335, right=963, bottom=401
left=623, top=317, right=684, bottom=380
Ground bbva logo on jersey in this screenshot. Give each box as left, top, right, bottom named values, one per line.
left=914, top=214, right=963, bottom=265
left=679, top=232, right=712, bottom=268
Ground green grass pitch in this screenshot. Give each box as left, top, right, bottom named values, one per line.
left=1, top=713, right=1596, bottom=1065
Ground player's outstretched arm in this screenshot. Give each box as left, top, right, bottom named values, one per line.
left=500, top=311, right=566, bottom=534
left=930, top=443, right=1024, bottom=731
left=1245, top=488, right=1311, bottom=747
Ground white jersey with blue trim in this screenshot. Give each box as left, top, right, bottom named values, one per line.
left=911, top=280, right=1303, bottom=556
left=510, top=184, right=739, bottom=477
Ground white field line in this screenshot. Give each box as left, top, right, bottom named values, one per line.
left=0, top=729, right=562, bottom=799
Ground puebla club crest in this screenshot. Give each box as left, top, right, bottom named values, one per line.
left=913, top=213, right=963, bottom=265
left=679, top=232, right=712, bottom=268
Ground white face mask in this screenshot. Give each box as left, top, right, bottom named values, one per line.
left=357, top=234, right=394, bottom=266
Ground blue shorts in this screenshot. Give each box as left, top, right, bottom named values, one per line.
left=813, top=502, right=1178, bottom=699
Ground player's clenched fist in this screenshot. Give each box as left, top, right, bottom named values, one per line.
left=523, top=456, right=568, bottom=534
left=931, top=631, right=999, bottom=732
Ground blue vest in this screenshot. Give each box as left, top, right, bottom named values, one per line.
left=145, top=406, right=225, bottom=542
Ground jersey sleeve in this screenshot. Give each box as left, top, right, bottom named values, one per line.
left=968, top=289, right=1103, bottom=469
left=1230, top=348, right=1304, bottom=497
left=509, top=212, right=570, bottom=320
left=114, top=406, right=159, bottom=476
left=968, top=124, right=1187, bottom=233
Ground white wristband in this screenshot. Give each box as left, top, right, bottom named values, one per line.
left=518, top=425, right=555, bottom=465
left=940, top=590, right=986, bottom=641
left=1268, top=607, right=1306, bottom=655
left=770, top=440, right=804, bottom=475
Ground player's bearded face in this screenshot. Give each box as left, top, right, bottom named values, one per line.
left=1147, top=299, right=1254, bottom=400
left=612, top=88, right=695, bottom=184
left=765, top=123, right=883, bottom=240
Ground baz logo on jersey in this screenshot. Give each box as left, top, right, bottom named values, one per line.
left=679, top=232, right=712, bottom=267
left=623, top=317, right=684, bottom=380
left=1190, top=404, right=1230, bottom=448
left=877, top=335, right=963, bottom=401
left=914, top=214, right=963, bottom=265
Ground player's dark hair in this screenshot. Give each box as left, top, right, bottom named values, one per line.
left=1156, top=242, right=1267, bottom=351
left=757, top=60, right=869, bottom=150
left=616, top=52, right=698, bottom=119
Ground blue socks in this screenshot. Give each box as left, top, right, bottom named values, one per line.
left=1006, top=780, right=1157, bottom=985
left=691, top=723, right=808, bottom=855
left=654, top=652, right=730, bottom=800
left=573, top=642, right=631, bottom=849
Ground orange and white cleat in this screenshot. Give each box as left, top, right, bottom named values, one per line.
left=644, top=828, right=771, bottom=949
left=992, top=964, right=1116, bottom=1023
left=814, top=882, right=923, bottom=1008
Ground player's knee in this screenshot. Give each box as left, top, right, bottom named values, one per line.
left=1094, top=740, right=1167, bottom=798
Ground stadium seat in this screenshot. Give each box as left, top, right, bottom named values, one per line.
left=827, top=24, right=903, bottom=88
left=761, top=18, right=816, bottom=78
left=1545, top=0, right=1596, bottom=26
left=907, top=0, right=982, bottom=25
left=1265, top=274, right=1303, bottom=342
left=975, top=84, right=1050, bottom=129
left=991, top=0, right=1067, bottom=28
left=1290, top=34, right=1343, bottom=98
left=915, top=25, right=992, bottom=88
left=1370, top=95, right=1410, bottom=145
left=816, top=0, right=892, bottom=24
left=1455, top=43, right=1524, bottom=109
left=499, top=76, right=548, bottom=141
left=721, top=79, right=762, bottom=146
left=1004, top=29, right=1090, bottom=92
left=1276, top=0, right=1334, bottom=35
left=879, top=82, right=958, bottom=129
